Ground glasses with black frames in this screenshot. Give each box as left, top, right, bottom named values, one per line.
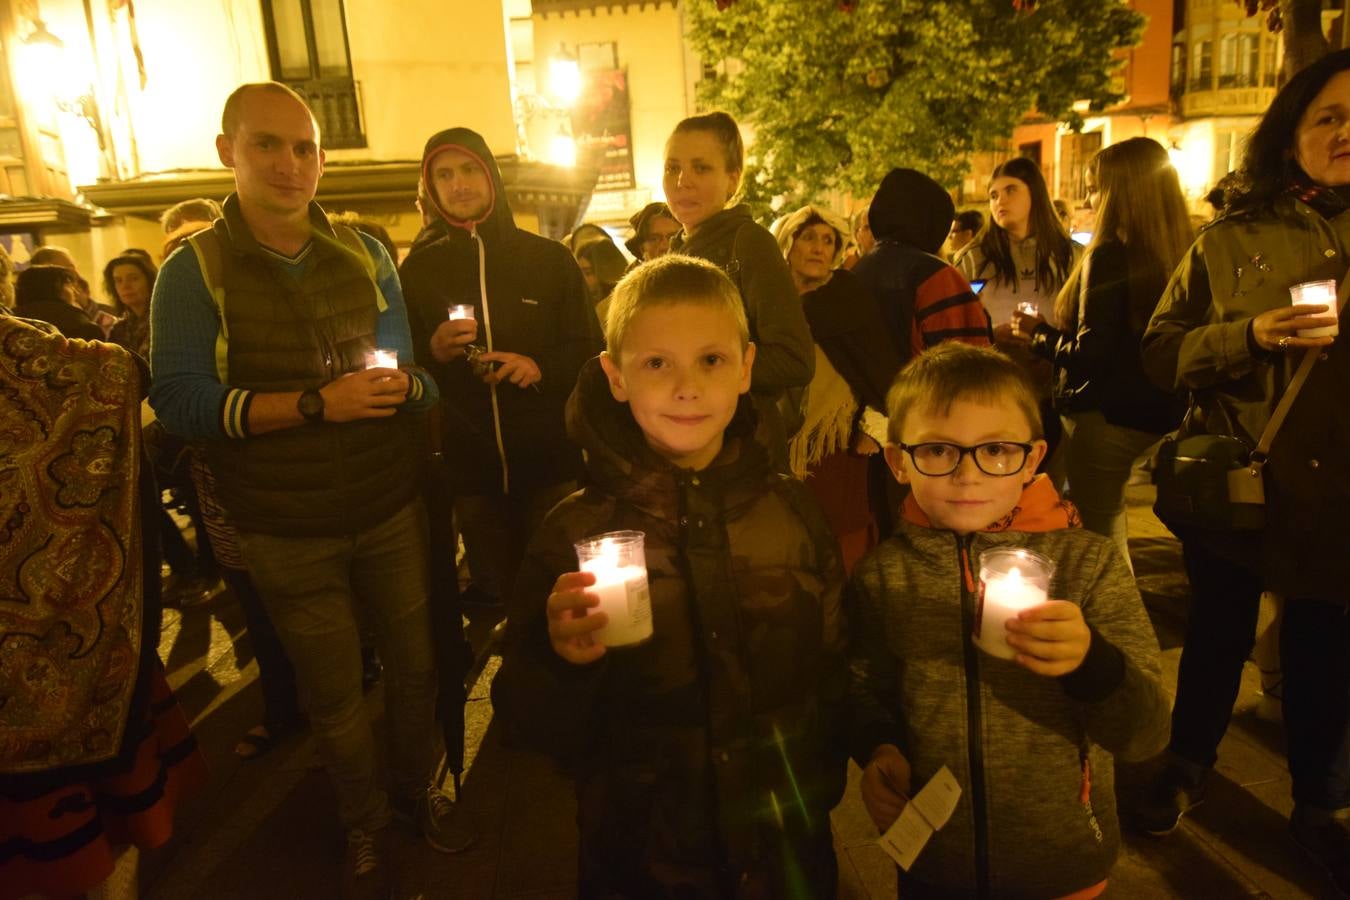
left=896, top=441, right=1034, bottom=477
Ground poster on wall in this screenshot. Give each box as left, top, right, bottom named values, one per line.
left=573, top=69, right=636, bottom=192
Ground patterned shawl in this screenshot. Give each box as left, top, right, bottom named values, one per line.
left=0, top=316, right=144, bottom=773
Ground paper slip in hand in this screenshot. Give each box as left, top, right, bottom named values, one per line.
left=876, top=765, right=962, bottom=871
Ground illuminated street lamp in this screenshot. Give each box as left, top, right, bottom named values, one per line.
left=20, top=18, right=106, bottom=149
left=547, top=47, right=581, bottom=107
left=549, top=125, right=577, bottom=167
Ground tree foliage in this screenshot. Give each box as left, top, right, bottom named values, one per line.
left=686, top=0, right=1145, bottom=208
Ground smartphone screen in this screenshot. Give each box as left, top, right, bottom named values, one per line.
left=969, top=279, right=986, bottom=295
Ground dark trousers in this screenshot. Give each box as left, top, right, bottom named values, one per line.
left=454, top=481, right=577, bottom=610
left=223, top=567, right=301, bottom=735
left=1172, top=536, right=1350, bottom=810
left=1282, top=596, right=1350, bottom=810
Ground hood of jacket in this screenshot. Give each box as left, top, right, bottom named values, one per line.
left=900, top=473, right=1082, bottom=534
left=565, top=356, right=769, bottom=518
left=869, top=168, right=955, bottom=254
left=670, top=203, right=756, bottom=258
left=419, top=127, right=516, bottom=246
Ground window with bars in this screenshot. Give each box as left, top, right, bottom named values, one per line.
left=260, top=0, right=366, bottom=149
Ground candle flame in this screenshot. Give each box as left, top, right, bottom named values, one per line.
left=1005, top=566, right=1025, bottom=587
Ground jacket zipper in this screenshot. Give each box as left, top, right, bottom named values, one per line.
left=473, top=226, right=510, bottom=494
left=957, top=534, right=990, bottom=898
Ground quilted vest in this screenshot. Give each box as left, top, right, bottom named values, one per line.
left=196, top=203, right=420, bottom=536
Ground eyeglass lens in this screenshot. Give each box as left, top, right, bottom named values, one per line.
left=907, top=442, right=1029, bottom=477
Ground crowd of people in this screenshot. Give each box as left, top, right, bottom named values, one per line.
left=2, top=49, right=1349, bottom=900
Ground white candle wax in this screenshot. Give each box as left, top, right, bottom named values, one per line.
left=365, top=348, right=397, bottom=369
left=580, top=559, right=652, bottom=647
left=1291, top=280, right=1339, bottom=338
left=448, top=304, right=475, bottom=321
left=975, top=566, right=1047, bottom=659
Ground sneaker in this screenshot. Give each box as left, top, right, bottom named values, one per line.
left=1131, top=762, right=1208, bottom=836
left=1291, top=809, right=1350, bottom=896
left=393, top=784, right=475, bottom=854
left=342, top=827, right=391, bottom=900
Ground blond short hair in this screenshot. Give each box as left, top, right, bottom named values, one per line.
left=886, top=343, right=1043, bottom=444
left=604, top=255, right=748, bottom=359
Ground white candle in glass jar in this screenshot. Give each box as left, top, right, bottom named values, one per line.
left=575, top=532, right=653, bottom=648
left=1290, top=280, right=1339, bottom=338
left=975, top=550, right=1053, bottom=659
left=447, top=304, right=475, bottom=321
left=364, top=348, right=398, bottom=369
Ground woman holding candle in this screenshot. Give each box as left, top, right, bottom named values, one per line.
left=774, top=203, right=902, bottom=572
left=663, top=111, right=815, bottom=464
left=493, top=256, right=846, bottom=899
left=957, top=157, right=1083, bottom=479
left=1138, top=50, right=1350, bottom=889
left=1011, top=138, right=1191, bottom=563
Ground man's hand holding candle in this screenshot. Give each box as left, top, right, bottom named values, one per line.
left=1004, top=600, right=1091, bottom=676
left=861, top=743, right=912, bottom=832
left=430, top=316, right=479, bottom=362
left=546, top=570, right=608, bottom=665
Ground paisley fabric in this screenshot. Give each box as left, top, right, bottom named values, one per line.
left=0, top=316, right=144, bottom=773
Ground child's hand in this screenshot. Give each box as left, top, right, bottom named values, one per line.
left=860, top=744, right=912, bottom=833
left=1005, top=600, right=1091, bottom=676
left=547, top=571, right=608, bottom=665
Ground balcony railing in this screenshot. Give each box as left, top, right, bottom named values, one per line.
left=286, top=78, right=366, bottom=150
left=1181, top=85, right=1278, bottom=118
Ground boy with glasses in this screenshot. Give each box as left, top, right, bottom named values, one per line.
left=846, top=343, right=1168, bottom=898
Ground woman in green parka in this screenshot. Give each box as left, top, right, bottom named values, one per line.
left=1137, top=49, right=1350, bottom=892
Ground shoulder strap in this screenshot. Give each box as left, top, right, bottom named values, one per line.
left=331, top=224, right=387, bottom=313
left=187, top=229, right=231, bottom=384
left=1247, top=287, right=1344, bottom=464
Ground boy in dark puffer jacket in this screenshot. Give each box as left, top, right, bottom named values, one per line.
left=493, top=255, right=848, bottom=899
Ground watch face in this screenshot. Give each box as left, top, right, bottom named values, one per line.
left=299, top=389, right=324, bottom=421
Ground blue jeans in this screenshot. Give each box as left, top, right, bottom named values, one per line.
left=238, top=500, right=438, bottom=830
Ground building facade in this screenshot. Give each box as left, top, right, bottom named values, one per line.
left=0, top=0, right=610, bottom=280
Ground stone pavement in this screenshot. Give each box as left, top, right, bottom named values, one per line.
left=140, top=486, right=1337, bottom=899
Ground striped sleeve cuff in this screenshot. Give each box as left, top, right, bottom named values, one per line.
left=405, top=372, right=425, bottom=403
left=220, top=388, right=254, bottom=439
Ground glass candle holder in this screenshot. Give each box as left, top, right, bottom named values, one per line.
left=574, top=530, right=653, bottom=648
left=974, top=548, right=1054, bottom=659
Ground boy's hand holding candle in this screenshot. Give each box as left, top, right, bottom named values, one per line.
left=1005, top=600, right=1091, bottom=676
left=546, top=571, right=608, bottom=665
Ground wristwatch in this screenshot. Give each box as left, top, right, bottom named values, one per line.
left=298, top=388, right=325, bottom=423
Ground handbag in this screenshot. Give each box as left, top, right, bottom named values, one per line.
left=1153, top=347, right=1318, bottom=532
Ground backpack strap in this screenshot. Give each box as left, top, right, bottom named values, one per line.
left=187, top=229, right=231, bottom=384
left=330, top=224, right=387, bottom=313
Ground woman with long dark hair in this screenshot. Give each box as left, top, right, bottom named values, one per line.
left=1135, top=50, right=1350, bottom=891
left=1012, top=138, right=1192, bottom=562
left=957, top=156, right=1081, bottom=331
left=957, top=157, right=1082, bottom=478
